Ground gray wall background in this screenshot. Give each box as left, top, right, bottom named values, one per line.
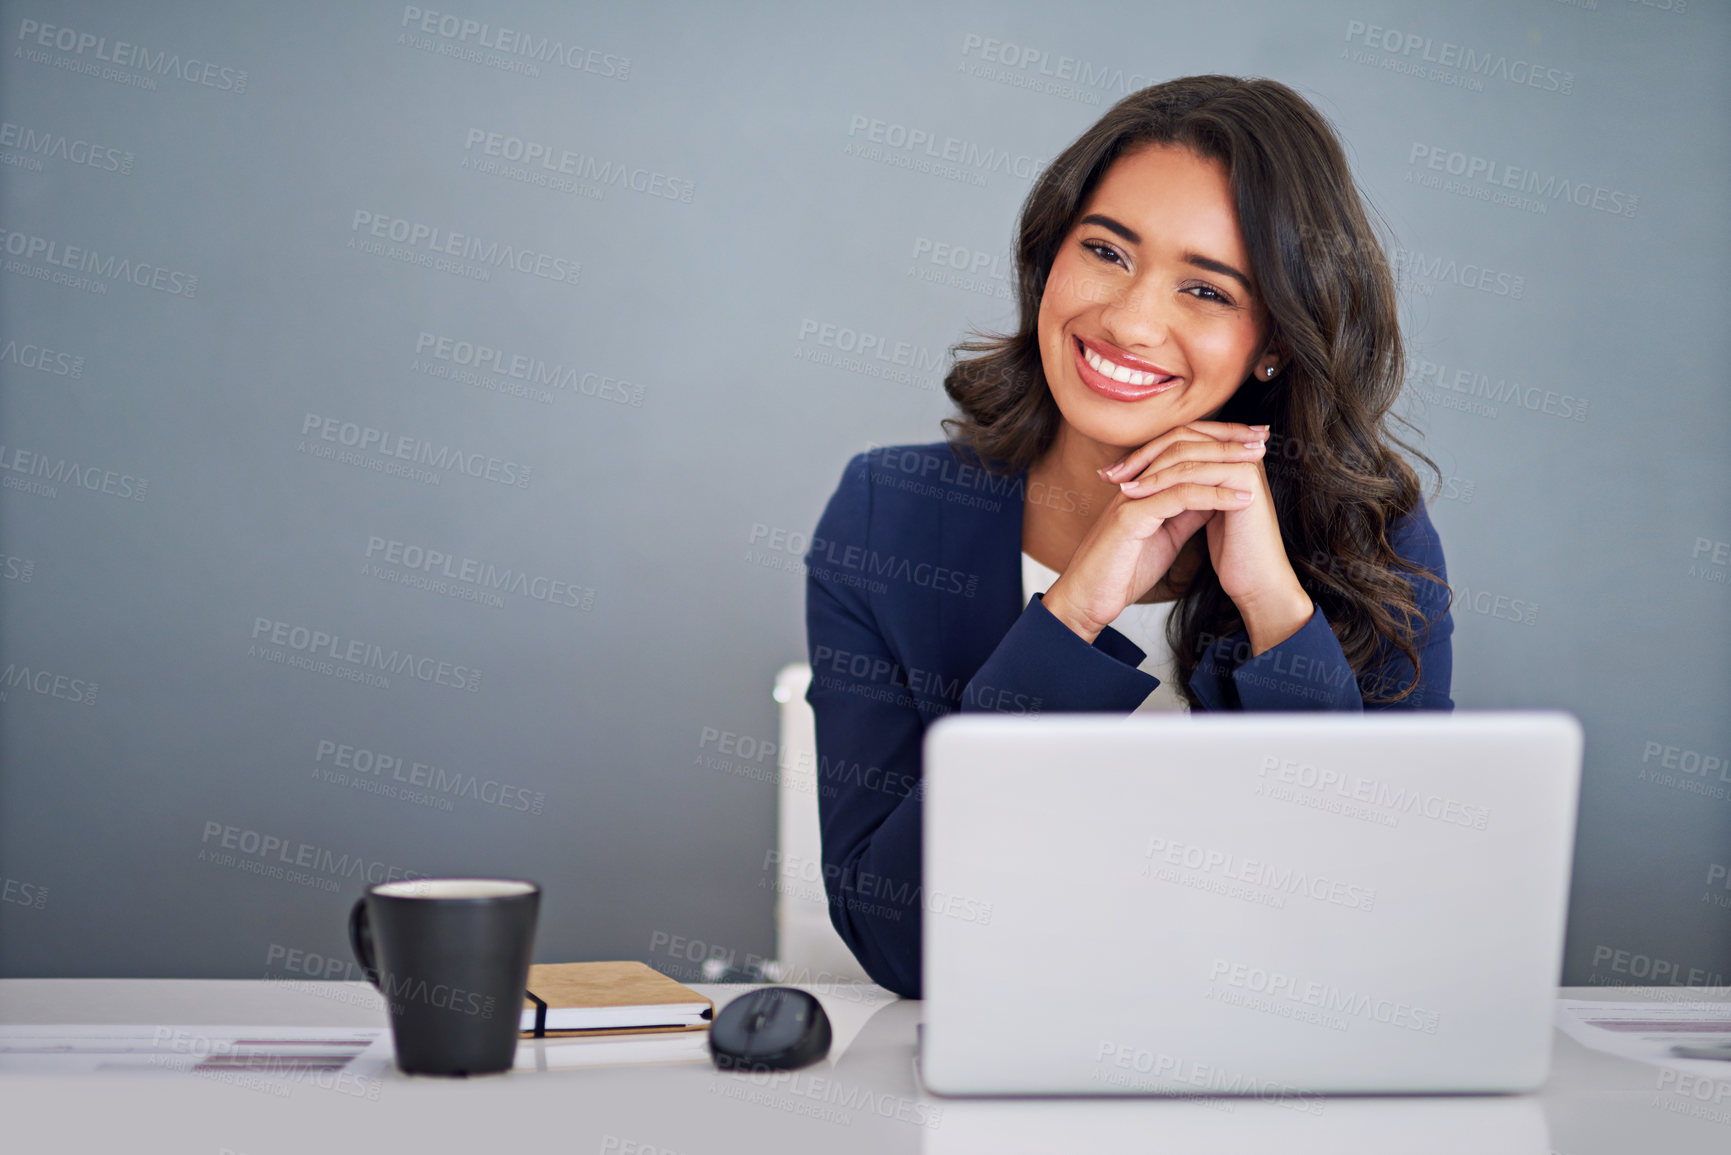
left=1, top=0, right=1726, bottom=989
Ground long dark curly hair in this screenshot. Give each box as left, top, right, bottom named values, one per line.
left=941, top=75, right=1450, bottom=706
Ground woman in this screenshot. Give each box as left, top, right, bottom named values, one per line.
left=804, top=76, right=1453, bottom=999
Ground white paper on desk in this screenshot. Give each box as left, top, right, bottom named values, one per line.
left=0, top=1024, right=392, bottom=1089
left=1555, top=1000, right=1731, bottom=1079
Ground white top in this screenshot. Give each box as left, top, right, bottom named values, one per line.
left=1021, top=552, right=1189, bottom=713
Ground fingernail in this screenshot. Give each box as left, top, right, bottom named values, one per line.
left=1234, top=491, right=1253, bottom=500
left=1250, top=424, right=1270, bottom=432
left=1119, top=480, right=1139, bottom=493
left=1100, top=462, right=1125, bottom=479
left=1243, top=440, right=1266, bottom=450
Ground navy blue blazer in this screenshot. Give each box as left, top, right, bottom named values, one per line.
left=803, top=441, right=1454, bottom=998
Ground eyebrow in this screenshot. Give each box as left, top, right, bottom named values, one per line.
left=1077, top=212, right=1254, bottom=297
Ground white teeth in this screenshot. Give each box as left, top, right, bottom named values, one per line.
left=1083, top=345, right=1167, bottom=387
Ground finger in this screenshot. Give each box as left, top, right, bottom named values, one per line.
left=1098, top=428, right=1225, bottom=484
left=1128, top=482, right=1256, bottom=518
left=1161, top=506, right=1214, bottom=543
left=1181, top=420, right=1271, bottom=444
left=1100, top=421, right=1268, bottom=482
left=1125, top=436, right=1265, bottom=485
left=1119, top=457, right=1263, bottom=498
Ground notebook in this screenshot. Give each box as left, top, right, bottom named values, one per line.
left=519, top=961, right=714, bottom=1037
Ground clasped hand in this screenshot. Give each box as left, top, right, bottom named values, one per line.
left=1039, top=420, right=1311, bottom=647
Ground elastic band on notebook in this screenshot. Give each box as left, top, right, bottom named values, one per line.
left=525, top=988, right=548, bottom=1038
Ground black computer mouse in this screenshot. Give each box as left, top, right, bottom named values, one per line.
left=709, top=987, right=832, bottom=1072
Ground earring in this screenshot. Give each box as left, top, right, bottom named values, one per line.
left=1265, top=365, right=1276, bottom=377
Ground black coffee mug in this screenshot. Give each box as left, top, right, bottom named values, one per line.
left=348, top=878, right=540, bottom=1076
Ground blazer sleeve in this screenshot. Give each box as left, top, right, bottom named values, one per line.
left=804, top=454, right=930, bottom=997
left=1186, top=501, right=1455, bottom=712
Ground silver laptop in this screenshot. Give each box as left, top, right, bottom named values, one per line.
left=920, top=711, right=1581, bottom=1096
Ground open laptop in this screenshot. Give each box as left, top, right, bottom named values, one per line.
left=920, top=711, right=1582, bottom=1096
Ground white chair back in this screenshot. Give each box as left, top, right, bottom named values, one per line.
left=773, top=663, right=871, bottom=983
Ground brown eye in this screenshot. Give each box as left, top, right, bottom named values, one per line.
left=1183, top=283, right=1233, bottom=306
left=1082, top=241, right=1126, bottom=268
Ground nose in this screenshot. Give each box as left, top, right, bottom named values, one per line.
left=1097, top=275, right=1175, bottom=355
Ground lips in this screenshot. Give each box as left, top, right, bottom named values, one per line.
left=1072, top=336, right=1179, bottom=401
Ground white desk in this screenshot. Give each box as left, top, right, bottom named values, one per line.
left=0, top=980, right=1727, bottom=1154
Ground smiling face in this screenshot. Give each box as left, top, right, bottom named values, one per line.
left=1036, top=142, right=1272, bottom=454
